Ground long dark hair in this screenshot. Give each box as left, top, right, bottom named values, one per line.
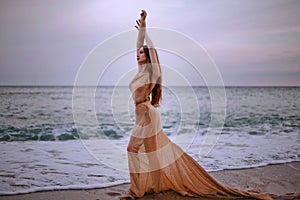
left=143, top=45, right=162, bottom=106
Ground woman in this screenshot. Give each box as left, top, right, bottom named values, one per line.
left=121, top=10, right=276, bottom=200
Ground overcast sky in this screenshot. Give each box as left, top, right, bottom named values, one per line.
left=0, top=0, right=299, bottom=86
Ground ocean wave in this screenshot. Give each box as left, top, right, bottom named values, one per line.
left=0, top=137, right=299, bottom=195
left=0, top=124, right=127, bottom=141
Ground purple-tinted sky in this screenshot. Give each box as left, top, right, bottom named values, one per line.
left=0, top=0, right=299, bottom=86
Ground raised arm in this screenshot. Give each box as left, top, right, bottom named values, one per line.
left=136, top=11, right=146, bottom=49
left=135, top=10, right=161, bottom=84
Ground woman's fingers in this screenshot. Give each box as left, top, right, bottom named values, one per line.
left=141, top=10, right=147, bottom=16
left=135, top=10, right=146, bottom=30
left=136, top=19, right=140, bottom=26
left=140, top=10, right=147, bottom=21
left=134, top=19, right=142, bottom=30
left=135, top=19, right=142, bottom=30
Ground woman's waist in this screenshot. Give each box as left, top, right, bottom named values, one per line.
left=134, top=97, right=150, bottom=106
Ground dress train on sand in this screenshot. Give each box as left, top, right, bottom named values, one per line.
left=124, top=101, right=275, bottom=200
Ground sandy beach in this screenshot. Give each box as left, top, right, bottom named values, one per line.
left=1, top=161, right=299, bottom=200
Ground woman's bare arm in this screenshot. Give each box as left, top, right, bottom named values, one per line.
left=136, top=10, right=146, bottom=49
left=145, top=36, right=161, bottom=84
left=135, top=10, right=161, bottom=83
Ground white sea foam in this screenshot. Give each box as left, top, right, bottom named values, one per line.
left=0, top=140, right=129, bottom=195
left=0, top=130, right=299, bottom=195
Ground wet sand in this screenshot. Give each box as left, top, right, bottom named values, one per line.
left=1, top=162, right=299, bottom=200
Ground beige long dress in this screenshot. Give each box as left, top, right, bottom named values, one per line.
left=124, top=65, right=276, bottom=199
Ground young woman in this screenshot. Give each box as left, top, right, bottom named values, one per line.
left=121, top=10, right=276, bottom=200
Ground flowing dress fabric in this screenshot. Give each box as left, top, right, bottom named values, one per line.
left=126, top=68, right=275, bottom=200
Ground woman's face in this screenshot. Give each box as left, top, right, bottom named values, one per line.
left=137, top=47, right=147, bottom=64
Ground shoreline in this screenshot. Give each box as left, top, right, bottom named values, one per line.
left=1, top=161, right=299, bottom=200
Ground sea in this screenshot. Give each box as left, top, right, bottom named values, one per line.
left=0, top=86, right=299, bottom=195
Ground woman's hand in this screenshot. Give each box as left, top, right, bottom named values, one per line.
left=135, top=10, right=147, bottom=30
left=135, top=10, right=147, bottom=48
left=135, top=19, right=141, bottom=30
left=140, top=10, right=147, bottom=22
